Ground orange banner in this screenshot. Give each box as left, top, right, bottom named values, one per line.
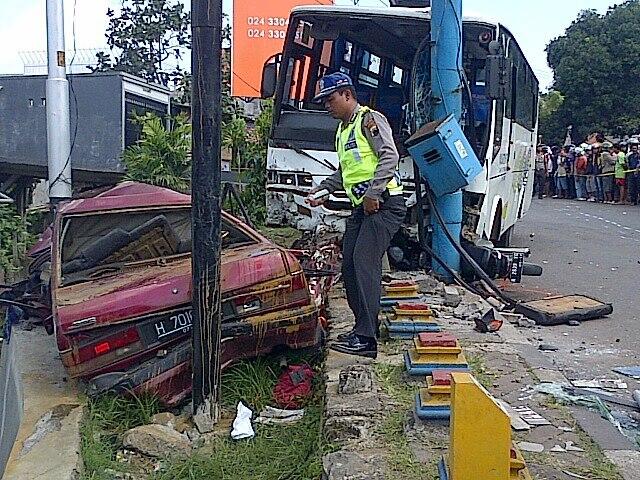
left=231, top=0, right=333, bottom=98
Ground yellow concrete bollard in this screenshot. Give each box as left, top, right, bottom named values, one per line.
left=440, top=372, right=532, bottom=480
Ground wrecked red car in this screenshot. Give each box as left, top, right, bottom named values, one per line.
left=49, top=182, right=322, bottom=406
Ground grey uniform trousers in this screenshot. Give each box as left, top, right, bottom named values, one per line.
left=342, top=195, right=406, bottom=340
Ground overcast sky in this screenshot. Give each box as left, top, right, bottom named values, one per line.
left=0, top=0, right=625, bottom=90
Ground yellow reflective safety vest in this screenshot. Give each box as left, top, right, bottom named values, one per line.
left=336, top=106, right=403, bottom=206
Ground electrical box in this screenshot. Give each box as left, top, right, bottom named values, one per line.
left=405, top=114, right=483, bottom=197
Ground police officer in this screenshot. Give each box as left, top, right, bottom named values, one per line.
left=306, top=73, right=406, bottom=358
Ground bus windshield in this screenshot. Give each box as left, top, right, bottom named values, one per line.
left=273, top=11, right=497, bottom=158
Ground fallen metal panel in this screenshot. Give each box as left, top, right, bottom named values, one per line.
left=515, top=295, right=613, bottom=326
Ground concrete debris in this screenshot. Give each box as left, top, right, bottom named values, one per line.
left=517, top=317, right=537, bottom=328
left=415, top=275, right=445, bottom=295
left=322, top=450, right=386, bottom=480
left=486, top=296, right=505, bottom=311
left=539, top=344, right=559, bottom=352
left=568, top=320, right=581, bottom=326
left=338, top=365, right=374, bottom=395
left=255, top=406, right=305, bottom=425
left=495, top=399, right=531, bottom=431
left=453, top=299, right=491, bottom=321
left=564, top=441, right=585, bottom=452
left=501, top=313, right=525, bottom=324
left=442, top=285, right=462, bottom=307
left=122, top=424, right=191, bottom=458
left=20, top=404, right=79, bottom=456
left=517, top=441, right=544, bottom=453
left=150, top=412, right=177, bottom=428
left=512, top=406, right=552, bottom=426
left=562, top=471, right=589, bottom=479
left=550, top=445, right=566, bottom=453
left=572, top=379, right=627, bottom=390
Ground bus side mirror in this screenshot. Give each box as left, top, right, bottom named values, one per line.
left=261, top=54, right=281, bottom=99
left=485, top=54, right=511, bottom=100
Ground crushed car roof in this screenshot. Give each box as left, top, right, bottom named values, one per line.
left=60, top=181, right=191, bottom=215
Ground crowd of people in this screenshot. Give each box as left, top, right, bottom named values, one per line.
left=535, top=139, right=640, bottom=205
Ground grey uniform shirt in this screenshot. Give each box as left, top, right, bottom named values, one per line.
left=319, top=104, right=401, bottom=201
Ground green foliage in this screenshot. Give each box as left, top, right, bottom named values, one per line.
left=154, top=405, right=324, bottom=480
left=156, top=355, right=325, bottom=480
left=0, top=205, right=34, bottom=274
left=81, top=353, right=326, bottom=480
left=122, top=113, right=192, bottom=192
left=223, top=115, right=248, bottom=169
left=538, top=90, right=565, bottom=144
left=546, top=2, right=640, bottom=141
left=81, top=394, right=160, bottom=480
left=240, top=101, right=273, bottom=225
left=95, top=0, right=191, bottom=86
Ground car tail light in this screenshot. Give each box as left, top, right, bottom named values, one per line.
left=290, top=271, right=307, bottom=291
left=77, top=328, right=140, bottom=363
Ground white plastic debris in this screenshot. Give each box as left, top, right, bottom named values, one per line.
left=564, top=441, right=585, bottom=452
left=255, top=406, right=305, bottom=425
left=231, top=402, right=255, bottom=440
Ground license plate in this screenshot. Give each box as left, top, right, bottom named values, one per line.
left=138, top=310, right=193, bottom=346
left=153, top=310, right=193, bottom=340
left=138, top=302, right=236, bottom=346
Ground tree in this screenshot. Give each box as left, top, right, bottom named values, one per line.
left=123, top=113, right=192, bottom=192
left=95, top=0, right=191, bottom=86
left=222, top=116, right=248, bottom=170
left=545, top=1, right=640, bottom=141
left=239, top=101, right=273, bottom=225
left=538, top=90, right=565, bottom=145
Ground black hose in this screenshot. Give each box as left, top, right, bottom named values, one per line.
left=421, top=241, right=484, bottom=298
left=425, top=187, right=516, bottom=308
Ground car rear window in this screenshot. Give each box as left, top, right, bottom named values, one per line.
left=60, top=208, right=257, bottom=277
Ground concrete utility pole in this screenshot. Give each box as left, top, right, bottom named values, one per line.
left=45, top=0, right=72, bottom=202
left=430, top=0, right=464, bottom=278
left=191, top=0, right=224, bottom=430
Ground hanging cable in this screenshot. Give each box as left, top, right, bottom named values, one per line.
left=425, top=187, right=516, bottom=307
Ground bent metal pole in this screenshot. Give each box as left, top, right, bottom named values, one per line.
left=46, top=0, right=72, bottom=202
left=430, top=0, right=463, bottom=278
left=191, top=0, right=223, bottom=428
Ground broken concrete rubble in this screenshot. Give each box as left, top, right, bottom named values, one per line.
left=338, top=365, right=374, bottom=395
left=122, top=424, right=191, bottom=458
left=442, top=285, right=462, bottom=307
left=322, top=451, right=386, bottom=480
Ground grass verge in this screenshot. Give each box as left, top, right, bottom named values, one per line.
left=466, top=352, right=494, bottom=389
left=81, top=394, right=160, bottom=480
left=373, top=363, right=437, bottom=479
left=81, top=352, right=327, bottom=480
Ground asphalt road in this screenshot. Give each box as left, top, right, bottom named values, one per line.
left=508, top=198, right=640, bottom=380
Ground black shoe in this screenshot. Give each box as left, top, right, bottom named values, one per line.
left=330, top=336, right=377, bottom=359
left=336, top=330, right=357, bottom=343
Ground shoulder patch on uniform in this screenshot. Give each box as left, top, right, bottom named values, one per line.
left=364, top=116, right=380, bottom=137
